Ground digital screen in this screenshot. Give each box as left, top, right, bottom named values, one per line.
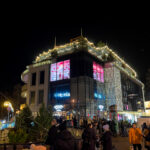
left=64, top=60, right=70, bottom=79
left=93, top=62, right=97, bottom=80
left=93, top=62, right=104, bottom=82
left=50, top=60, right=70, bottom=81
left=57, top=61, right=64, bottom=80
left=51, top=63, right=56, bottom=81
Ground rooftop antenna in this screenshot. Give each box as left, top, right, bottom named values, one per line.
left=81, top=27, right=83, bottom=37
left=54, top=36, right=57, bottom=48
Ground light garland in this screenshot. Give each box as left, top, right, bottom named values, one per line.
left=34, top=36, right=137, bottom=79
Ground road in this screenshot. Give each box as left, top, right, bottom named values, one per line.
left=112, top=136, right=146, bottom=150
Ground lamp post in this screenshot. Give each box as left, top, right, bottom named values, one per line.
left=4, top=101, right=14, bottom=122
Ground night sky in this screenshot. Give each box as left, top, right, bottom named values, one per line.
left=0, top=19, right=150, bottom=91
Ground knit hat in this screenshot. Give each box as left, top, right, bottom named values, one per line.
left=103, top=124, right=109, bottom=130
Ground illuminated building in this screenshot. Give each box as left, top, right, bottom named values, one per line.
left=21, top=36, right=145, bottom=120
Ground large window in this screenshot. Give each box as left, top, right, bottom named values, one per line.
left=93, top=62, right=104, bottom=82
left=50, top=60, right=70, bottom=82
left=38, top=90, right=44, bottom=104
left=31, top=73, right=36, bottom=85
left=30, top=91, right=35, bottom=104
left=40, top=71, right=45, bottom=84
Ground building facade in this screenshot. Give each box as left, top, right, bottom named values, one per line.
left=21, top=36, right=145, bottom=121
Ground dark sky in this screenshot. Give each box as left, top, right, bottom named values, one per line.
left=0, top=19, right=150, bottom=91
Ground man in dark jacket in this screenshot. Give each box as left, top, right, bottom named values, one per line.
left=101, top=124, right=112, bottom=150
left=54, top=121, right=75, bottom=150
left=82, top=123, right=97, bottom=150
left=45, top=119, right=58, bottom=150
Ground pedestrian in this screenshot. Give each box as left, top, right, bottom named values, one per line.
left=101, top=124, right=112, bottom=150
left=73, top=116, right=77, bottom=128
left=45, top=119, right=59, bottom=150
left=142, top=122, right=148, bottom=132
left=54, top=121, right=75, bottom=150
left=129, top=123, right=143, bottom=150
left=144, top=127, right=150, bottom=150
left=82, top=123, right=97, bottom=150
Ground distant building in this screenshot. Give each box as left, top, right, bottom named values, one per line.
left=21, top=36, right=145, bottom=122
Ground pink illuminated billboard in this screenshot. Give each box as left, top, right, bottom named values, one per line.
left=50, top=60, right=70, bottom=81
left=64, top=60, right=70, bottom=79
left=93, top=62, right=104, bottom=82
left=51, top=63, right=56, bottom=81
left=93, top=62, right=97, bottom=80
left=57, top=61, right=64, bottom=80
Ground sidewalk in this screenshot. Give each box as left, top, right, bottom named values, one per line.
left=112, top=137, right=146, bottom=150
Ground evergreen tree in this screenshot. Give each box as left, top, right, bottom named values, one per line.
left=16, top=105, right=33, bottom=132
left=31, top=103, right=52, bottom=142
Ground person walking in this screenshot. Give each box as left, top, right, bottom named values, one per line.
left=82, top=123, right=97, bottom=150
left=54, top=121, right=75, bottom=150
left=144, top=127, right=150, bottom=150
left=45, top=119, right=59, bottom=150
left=101, top=124, right=112, bottom=150
left=129, top=123, right=143, bottom=150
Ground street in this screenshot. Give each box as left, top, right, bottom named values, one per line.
left=112, top=136, right=146, bottom=150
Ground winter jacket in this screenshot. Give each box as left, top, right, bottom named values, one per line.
left=54, top=129, right=75, bottom=150
left=45, top=125, right=58, bottom=146
left=82, top=127, right=97, bottom=150
left=101, top=131, right=112, bottom=150
left=129, top=128, right=142, bottom=144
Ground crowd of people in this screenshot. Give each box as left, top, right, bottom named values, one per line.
left=31, top=116, right=150, bottom=150
left=44, top=117, right=115, bottom=150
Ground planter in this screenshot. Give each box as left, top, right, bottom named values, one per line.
left=6, top=144, right=14, bottom=150
left=16, top=144, right=24, bottom=150
left=0, top=145, right=4, bottom=150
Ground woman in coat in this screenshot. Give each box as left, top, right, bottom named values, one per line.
left=101, top=124, right=112, bottom=150
left=82, top=123, right=97, bottom=150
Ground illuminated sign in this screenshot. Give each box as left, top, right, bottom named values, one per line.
left=50, top=60, right=70, bottom=81
left=145, top=101, right=150, bottom=109
left=93, top=62, right=104, bottom=82
left=98, top=105, right=104, bottom=111
left=54, top=105, right=64, bottom=111
left=94, top=93, right=103, bottom=99
left=54, top=92, right=70, bottom=98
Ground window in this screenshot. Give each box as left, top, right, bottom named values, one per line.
left=40, top=71, right=45, bottom=84
left=31, top=73, right=36, bottom=85
left=30, top=91, right=35, bottom=104
left=39, top=90, right=44, bottom=104
left=50, top=59, right=70, bottom=81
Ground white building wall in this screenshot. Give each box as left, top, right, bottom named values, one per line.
left=27, top=64, right=49, bottom=114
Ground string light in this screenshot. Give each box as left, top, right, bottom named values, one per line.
left=30, top=37, right=139, bottom=83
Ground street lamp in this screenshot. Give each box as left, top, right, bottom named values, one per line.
left=4, top=101, right=14, bottom=122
